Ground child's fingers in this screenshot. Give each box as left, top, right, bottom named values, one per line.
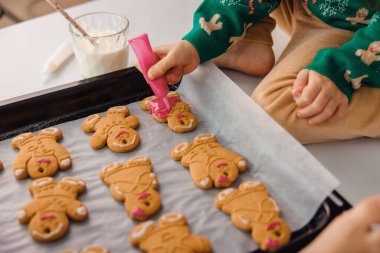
left=148, top=54, right=176, bottom=80
left=307, top=99, right=338, bottom=125
left=293, top=69, right=309, bottom=99
left=153, top=44, right=173, bottom=58
left=349, top=196, right=380, bottom=227
left=165, top=67, right=183, bottom=85
left=297, top=90, right=330, bottom=118
left=296, top=80, right=322, bottom=108
left=329, top=101, right=348, bottom=123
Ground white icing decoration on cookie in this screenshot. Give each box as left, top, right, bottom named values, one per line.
left=114, top=186, right=124, bottom=196
left=14, top=169, right=25, bottom=177
left=243, top=181, right=262, bottom=189
left=238, top=214, right=250, bottom=225
left=112, top=135, right=136, bottom=147
left=60, top=158, right=71, bottom=167
left=63, top=177, right=85, bottom=186
left=132, top=221, right=154, bottom=239
left=127, top=156, right=148, bottom=163
left=174, top=143, right=189, bottom=154
left=13, top=133, right=33, bottom=143
left=238, top=160, right=247, bottom=167
left=110, top=106, right=127, bottom=112
left=218, top=188, right=235, bottom=201
left=200, top=177, right=210, bottom=187
left=16, top=209, right=26, bottom=219
left=32, top=178, right=54, bottom=188
left=101, top=162, right=120, bottom=173
left=76, top=206, right=87, bottom=216
left=161, top=213, right=183, bottom=223
left=174, top=119, right=194, bottom=130
left=268, top=198, right=280, bottom=212
left=194, top=133, right=215, bottom=142
left=85, top=115, right=100, bottom=125
left=32, top=223, right=63, bottom=239
left=43, top=127, right=59, bottom=135
left=149, top=173, right=155, bottom=178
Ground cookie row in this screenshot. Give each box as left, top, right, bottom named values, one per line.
left=10, top=92, right=196, bottom=180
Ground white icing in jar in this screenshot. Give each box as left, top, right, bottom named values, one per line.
left=70, top=12, right=129, bottom=78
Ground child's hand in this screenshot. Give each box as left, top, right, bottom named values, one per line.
left=136, top=40, right=200, bottom=85
left=292, top=69, right=348, bottom=125
left=301, top=196, right=380, bottom=253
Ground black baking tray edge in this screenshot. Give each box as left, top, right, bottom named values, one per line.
left=0, top=67, right=352, bottom=252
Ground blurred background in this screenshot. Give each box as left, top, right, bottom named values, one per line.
left=0, top=0, right=90, bottom=28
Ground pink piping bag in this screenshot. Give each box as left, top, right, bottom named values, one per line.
left=129, top=34, right=169, bottom=99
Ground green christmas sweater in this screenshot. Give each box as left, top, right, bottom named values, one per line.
left=183, top=0, right=380, bottom=101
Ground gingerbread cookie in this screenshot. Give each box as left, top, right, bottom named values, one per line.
left=60, top=246, right=110, bottom=253
left=215, top=180, right=291, bottom=251
left=11, top=127, right=72, bottom=180
left=82, top=106, right=140, bottom=153
left=141, top=92, right=198, bottom=133
left=100, top=156, right=161, bottom=221
left=16, top=177, right=88, bottom=242
left=171, top=133, right=248, bottom=189
left=130, top=213, right=212, bottom=253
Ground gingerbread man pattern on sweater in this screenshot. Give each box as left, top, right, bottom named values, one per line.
left=184, top=0, right=379, bottom=101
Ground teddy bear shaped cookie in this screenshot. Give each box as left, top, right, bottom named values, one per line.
left=11, top=127, right=72, bottom=180
left=171, top=133, right=248, bottom=189
left=141, top=91, right=198, bottom=133
left=215, top=180, right=291, bottom=251
left=130, top=213, right=212, bottom=253
left=16, top=177, right=88, bottom=242
left=82, top=106, right=140, bottom=153
left=100, top=156, right=161, bottom=221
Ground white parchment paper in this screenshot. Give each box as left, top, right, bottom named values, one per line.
left=0, top=63, right=339, bottom=253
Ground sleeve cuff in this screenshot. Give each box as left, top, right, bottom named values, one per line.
left=183, top=27, right=225, bottom=64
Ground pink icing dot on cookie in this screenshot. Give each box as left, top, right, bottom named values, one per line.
left=217, top=176, right=230, bottom=184
left=40, top=213, right=57, bottom=221
left=216, top=162, right=228, bottom=168
left=36, top=158, right=51, bottom=164
left=176, top=114, right=186, bottom=119
left=266, top=221, right=282, bottom=231
left=114, top=130, right=129, bottom=139
left=148, top=96, right=180, bottom=119
left=132, top=208, right=146, bottom=218
left=137, top=192, right=151, bottom=200
left=265, top=238, right=280, bottom=250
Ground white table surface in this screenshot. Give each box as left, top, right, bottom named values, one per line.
left=0, top=0, right=378, bottom=207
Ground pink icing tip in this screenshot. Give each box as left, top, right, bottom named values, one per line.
left=265, top=238, right=280, bottom=250
left=266, top=221, right=282, bottom=231
left=40, top=213, right=57, bottom=221
left=114, top=130, right=128, bottom=139
left=137, top=192, right=151, bottom=200
left=217, top=176, right=230, bottom=184
left=36, top=158, right=51, bottom=164
left=132, top=208, right=146, bottom=218
left=216, top=162, right=228, bottom=168
left=148, top=96, right=180, bottom=119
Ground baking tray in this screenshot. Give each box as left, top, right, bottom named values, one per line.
left=0, top=67, right=352, bottom=252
